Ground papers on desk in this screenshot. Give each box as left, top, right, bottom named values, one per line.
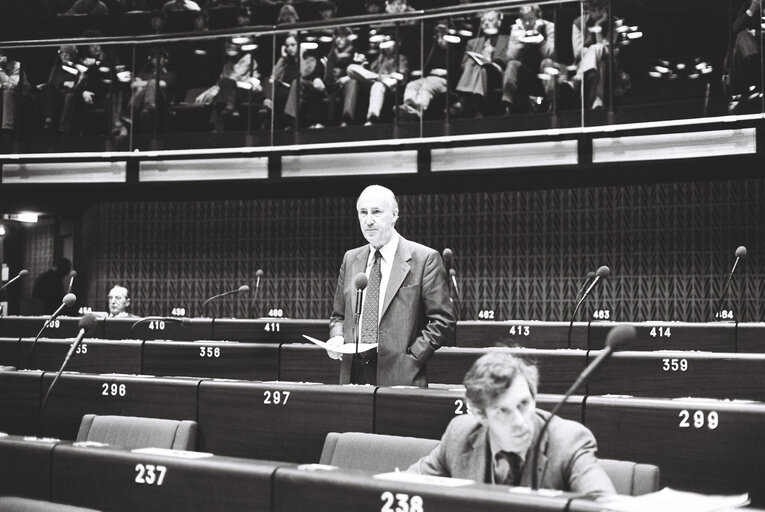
left=131, top=447, right=214, bottom=459
left=598, top=488, right=749, bottom=512
left=374, top=471, right=474, bottom=487
left=302, top=335, right=378, bottom=355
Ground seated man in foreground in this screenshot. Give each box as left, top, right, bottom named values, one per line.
left=408, top=352, right=615, bottom=496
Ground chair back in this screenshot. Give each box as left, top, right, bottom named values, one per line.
left=320, top=432, right=438, bottom=473
left=599, top=458, right=660, bottom=496
left=76, top=414, right=197, bottom=451
left=0, top=497, right=102, bottom=512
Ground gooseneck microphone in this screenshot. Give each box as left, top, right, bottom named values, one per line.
left=353, top=273, right=368, bottom=354
left=27, top=293, right=77, bottom=370
left=202, top=285, right=250, bottom=311
left=449, top=269, right=459, bottom=298
left=254, top=269, right=264, bottom=293
left=39, top=313, right=98, bottom=436
left=714, top=246, right=747, bottom=321
left=442, top=248, right=453, bottom=272
left=573, top=272, right=596, bottom=310
left=0, top=269, right=28, bottom=292
left=567, top=266, right=610, bottom=348
left=530, top=324, right=635, bottom=491
left=67, top=270, right=77, bottom=294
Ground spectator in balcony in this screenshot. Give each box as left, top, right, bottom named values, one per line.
left=65, top=0, right=110, bottom=15
left=503, top=4, right=556, bottom=115
left=162, top=0, right=201, bottom=12
left=323, top=26, right=362, bottom=127
left=450, top=9, right=509, bottom=118
left=725, top=0, right=761, bottom=111
left=385, top=0, right=414, bottom=14
left=195, top=39, right=263, bottom=132
left=192, top=9, right=209, bottom=31
left=364, top=0, right=385, bottom=15
left=316, top=0, right=337, bottom=21
left=263, top=31, right=300, bottom=128
left=572, top=0, right=610, bottom=109
left=125, top=46, right=177, bottom=132
left=283, top=40, right=327, bottom=128
left=235, top=5, right=252, bottom=26
left=276, top=4, right=299, bottom=24
left=40, top=44, right=81, bottom=134
left=397, top=22, right=459, bottom=120
left=345, top=34, right=409, bottom=125
left=0, top=51, right=30, bottom=134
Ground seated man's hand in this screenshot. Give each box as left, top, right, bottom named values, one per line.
left=82, top=90, right=95, bottom=104
left=312, top=77, right=326, bottom=92
left=325, top=335, right=344, bottom=360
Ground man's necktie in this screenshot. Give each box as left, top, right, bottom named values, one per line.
left=495, top=451, right=521, bottom=486
left=361, top=250, right=382, bottom=344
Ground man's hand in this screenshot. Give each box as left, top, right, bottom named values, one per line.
left=82, top=90, right=95, bottom=104
left=326, top=335, right=344, bottom=360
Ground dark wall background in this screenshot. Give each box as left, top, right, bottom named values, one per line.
left=78, top=178, right=765, bottom=323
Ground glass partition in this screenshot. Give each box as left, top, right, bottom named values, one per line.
left=0, top=0, right=761, bottom=155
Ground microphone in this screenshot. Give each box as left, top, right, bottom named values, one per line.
left=573, top=272, right=596, bottom=311
left=442, top=248, right=453, bottom=272
left=714, top=246, right=747, bottom=321
left=567, top=266, right=609, bottom=348
left=202, top=285, right=250, bottom=312
left=128, top=316, right=186, bottom=338
left=39, top=313, right=98, bottom=436
left=449, top=268, right=459, bottom=298
left=0, top=269, right=28, bottom=292
left=254, top=269, right=264, bottom=293
left=353, top=273, right=368, bottom=352
left=27, top=293, right=77, bottom=370
left=530, top=324, right=635, bottom=490
left=67, top=270, right=77, bottom=293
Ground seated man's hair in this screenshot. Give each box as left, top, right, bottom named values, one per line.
left=463, top=353, right=539, bottom=411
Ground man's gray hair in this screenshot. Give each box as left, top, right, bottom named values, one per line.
left=357, top=185, right=399, bottom=215
left=463, top=352, right=539, bottom=412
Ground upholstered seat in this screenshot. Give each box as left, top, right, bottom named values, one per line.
left=76, top=414, right=197, bottom=451
left=0, top=497, right=102, bottom=512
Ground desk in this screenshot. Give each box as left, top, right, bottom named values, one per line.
left=456, top=320, right=588, bottom=349
left=737, top=323, right=765, bottom=353
left=51, top=444, right=284, bottom=512
left=0, top=316, right=98, bottom=339
left=211, top=318, right=327, bottom=343
left=279, top=343, right=341, bottom=383
left=587, top=350, right=765, bottom=400
left=0, top=435, right=60, bottom=500
left=197, top=381, right=375, bottom=462
left=0, top=370, right=43, bottom=436
left=39, top=373, right=201, bottom=440
left=273, top=466, right=571, bottom=512
left=588, top=322, right=736, bottom=351
left=428, top=347, right=587, bottom=391
left=585, top=396, right=765, bottom=505
left=21, top=338, right=142, bottom=374
left=143, top=341, right=279, bottom=380
left=0, top=337, right=18, bottom=367
left=104, top=317, right=212, bottom=341
left=374, top=387, right=584, bottom=440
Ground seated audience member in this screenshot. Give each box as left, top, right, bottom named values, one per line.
left=32, top=258, right=72, bottom=315
left=276, top=4, right=299, bottom=24
left=345, top=35, right=409, bottom=125
left=725, top=0, right=761, bottom=111
left=40, top=45, right=81, bottom=134
left=503, top=4, right=555, bottom=114
left=364, top=0, right=385, bottom=14
left=283, top=41, right=327, bottom=128
left=572, top=0, right=610, bottom=109
left=65, top=0, right=110, bottom=15
left=323, top=26, right=361, bottom=127
left=0, top=50, right=31, bottom=134
left=451, top=9, right=510, bottom=117
left=125, top=47, right=177, bottom=133
left=398, top=23, right=460, bottom=120
left=107, top=285, right=138, bottom=318
left=263, top=32, right=300, bottom=128
left=408, top=352, right=616, bottom=496
left=385, top=0, right=414, bottom=14
left=195, top=40, right=263, bottom=132
left=162, top=0, right=201, bottom=12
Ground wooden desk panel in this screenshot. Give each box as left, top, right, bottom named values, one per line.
left=428, top=347, right=587, bottom=391
left=20, top=339, right=142, bottom=374
left=374, top=387, right=584, bottom=440
left=737, top=323, right=765, bottom=353
left=143, top=341, right=279, bottom=380
left=0, top=370, right=43, bottom=436
left=0, top=337, right=19, bottom=367
left=52, top=444, right=281, bottom=512
left=211, top=318, right=327, bottom=343
left=588, top=322, right=735, bottom=351
left=0, top=436, right=60, bottom=500
left=273, top=466, right=571, bottom=512
left=103, top=317, right=212, bottom=341
left=585, top=396, right=765, bottom=505
left=278, top=344, right=342, bottom=384
left=587, top=351, right=765, bottom=400
left=197, top=381, right=374, bottom=462
left=39, top=374, right=200, bottom=440
left=0, top=316, right=97, bottom=340
left=456, top=321, right=588, bottom=349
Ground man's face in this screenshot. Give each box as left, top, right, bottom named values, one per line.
left=357, top=189, right=398, bottom=249
left=476, top=375, right=537, bottom=454
left=335, top=34, right=349, bottom=51
left=481, top=11, right=502, bottom=35
left=108, top=287, right=130, bottom=316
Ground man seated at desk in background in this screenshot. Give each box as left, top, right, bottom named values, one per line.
left=408, top=352, right=616, bottom=497
left=106, top=285, right=137, bottom=318
left=326, top=185, right=454, bottom=388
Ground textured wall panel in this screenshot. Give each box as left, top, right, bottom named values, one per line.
left=80, top=180, right=765, bottom=323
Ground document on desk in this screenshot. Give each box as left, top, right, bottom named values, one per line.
left=374, top=471, right=474, bottom=487
left=302, top=335, right=377, bottom=354
left=598, top=487, right=749, bottom=512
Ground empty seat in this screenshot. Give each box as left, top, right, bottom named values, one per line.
left=320, top=431, right=438, bottom=473
left=599, top=458, right=661, bottom=496
left=0, top=497, right=101, bottom=512
left=76, top=414, right=197, bottom=451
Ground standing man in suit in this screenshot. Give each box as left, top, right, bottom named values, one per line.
left=327, top=185, right=454, bottom=387
left=408, top=353, right=615, bottom=496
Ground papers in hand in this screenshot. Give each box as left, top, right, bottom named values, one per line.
left=303, top=335, right=377, bottom=354
left=597, top=487, right=750, bottom=512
